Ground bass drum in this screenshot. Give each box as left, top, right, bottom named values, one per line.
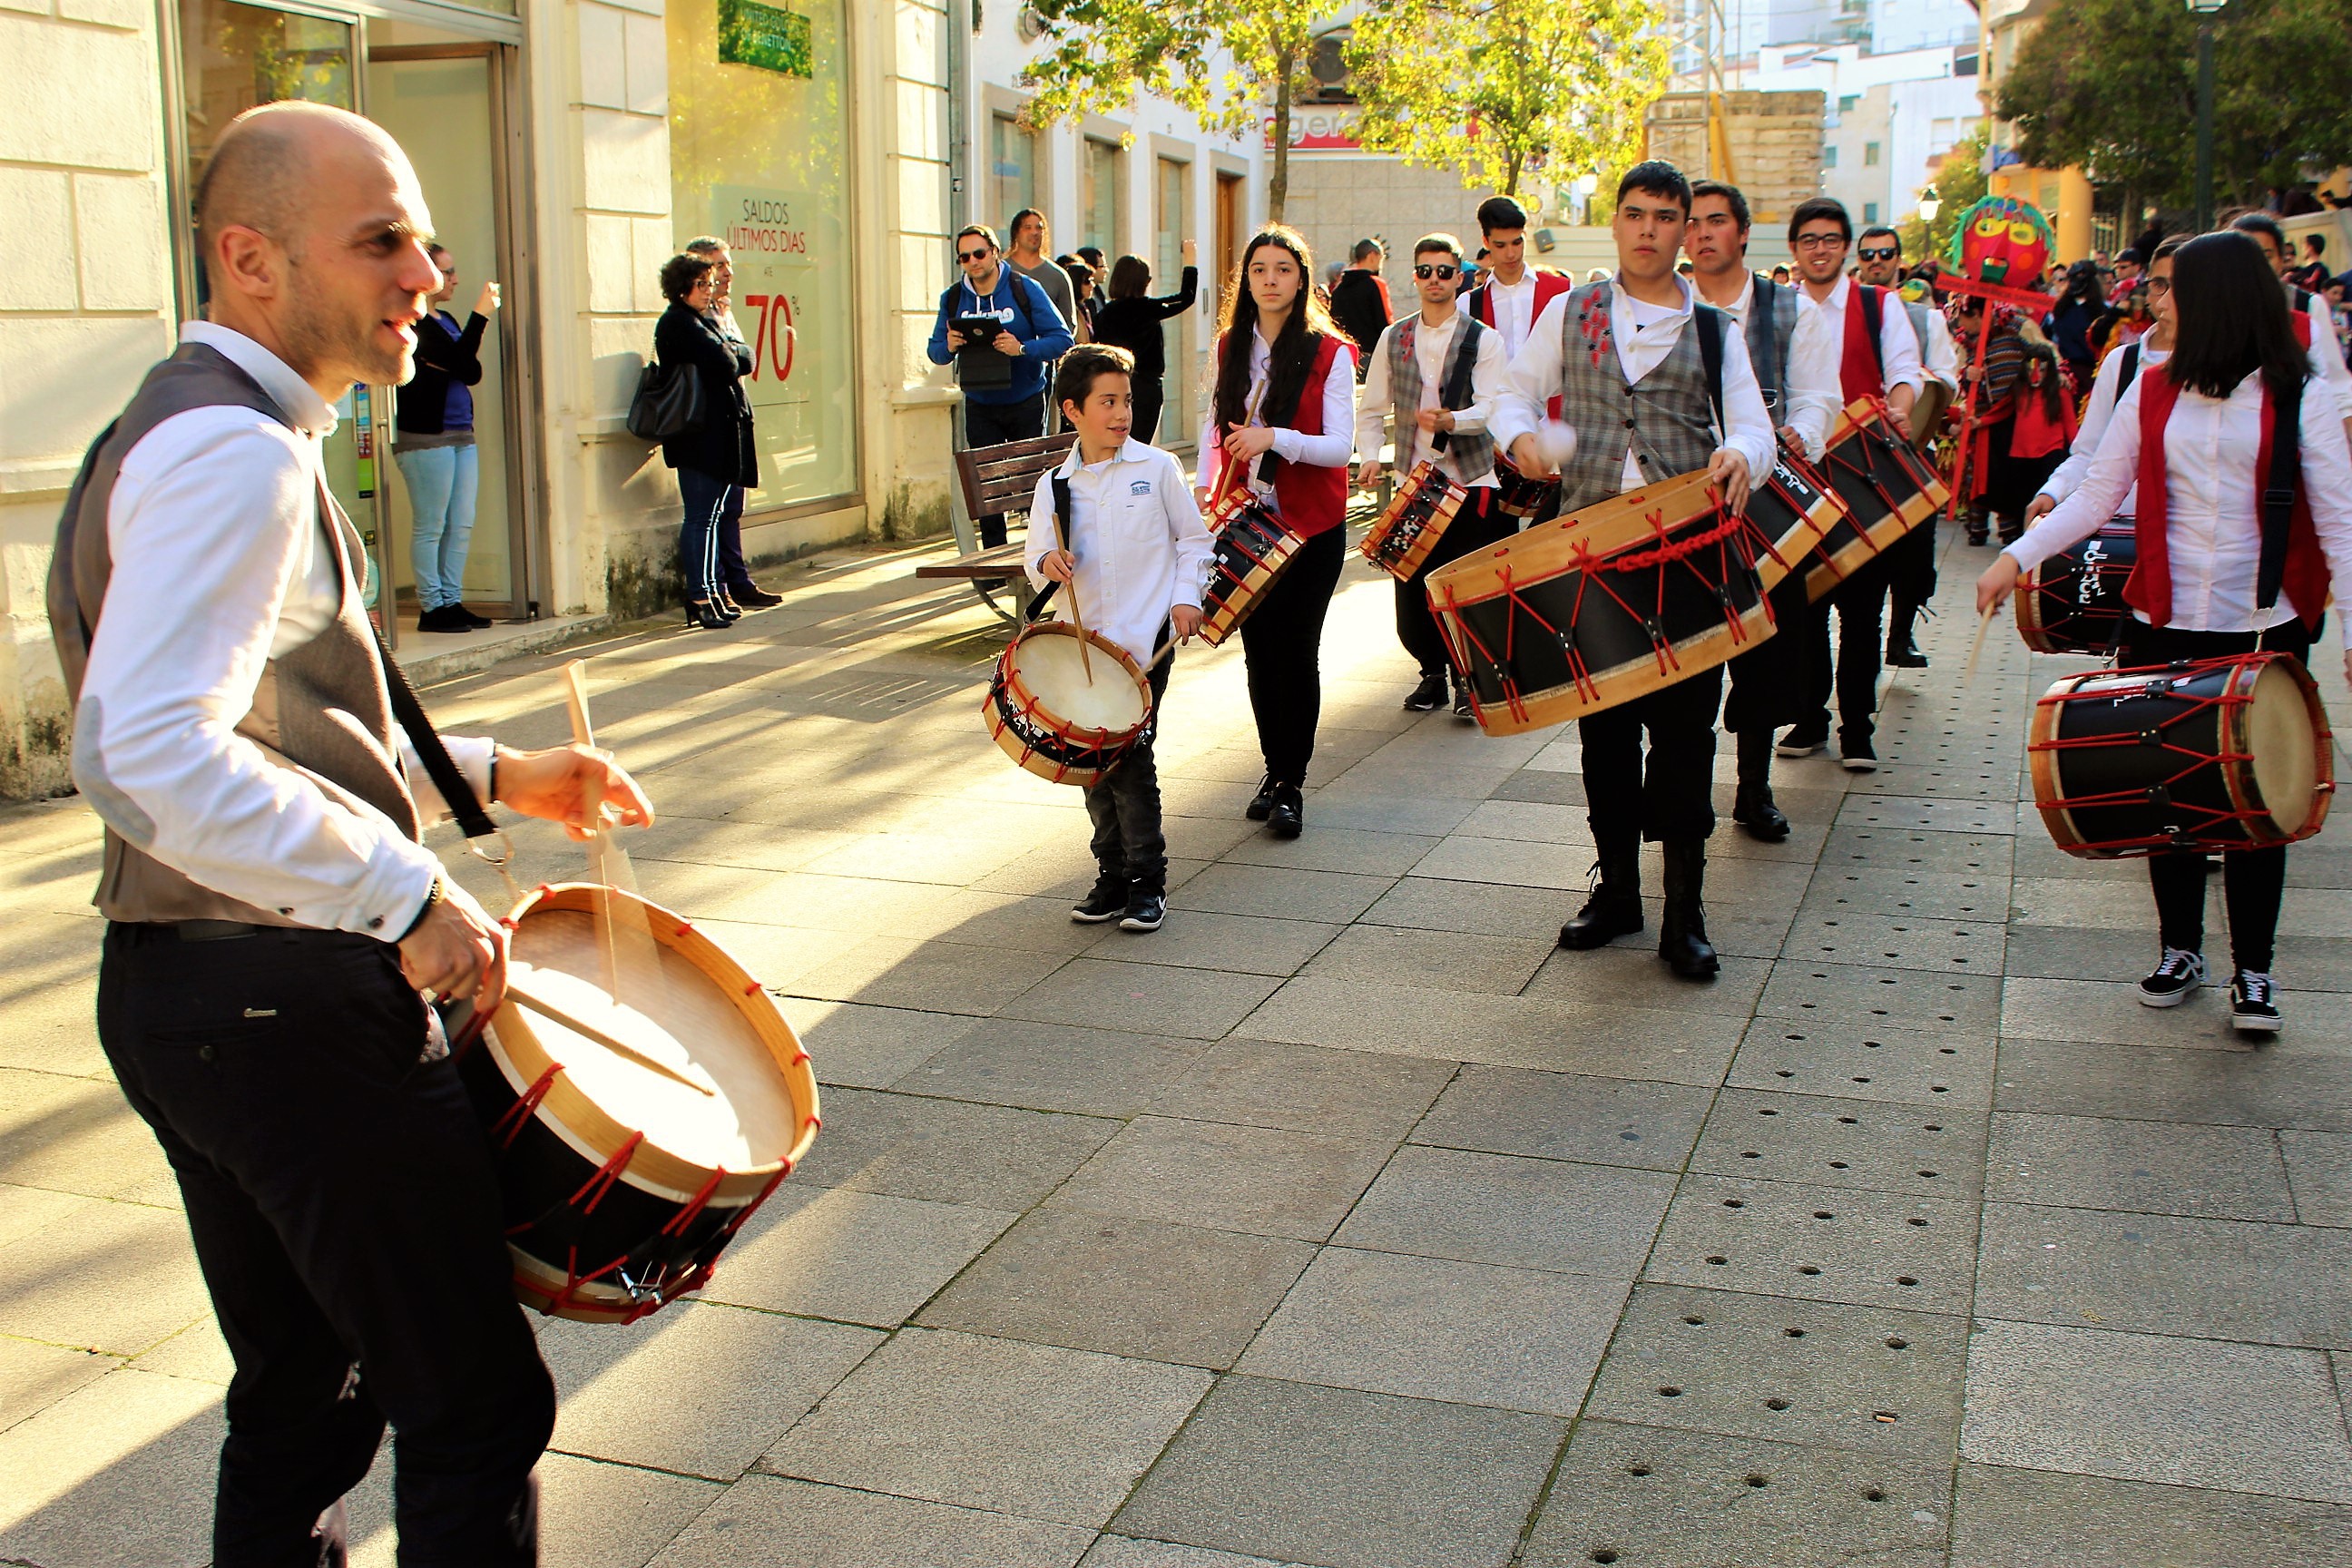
left=983, top=622, right=1152, bottom=788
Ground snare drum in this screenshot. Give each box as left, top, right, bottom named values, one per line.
left=1200, top=492, right=1303, bottom=647
left=1361, top=461, right=1468, bottom=582
left=2028, top=652, right=2334, bottom=858
left=452, top=884, right=821, bottom=1324
left=2016, top=523, right=2135, bottom=655
left=1494, top=456, right=1563, bottom=522
left=1798, top=397, right=1952, bottom=601
left=1426, top=467, right=1786, bottom=735
left=1742, top=447, right=1849, bottom=583
left=983, top=621, right=1153, bottom=787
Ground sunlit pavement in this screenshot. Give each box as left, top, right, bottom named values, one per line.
left=5, top=524, right=2351, bottom=1566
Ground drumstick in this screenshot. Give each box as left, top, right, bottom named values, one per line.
left=563, top=662, right=662, bottom=1002
left=1963, top=600, right=1999, bottom=687
left=503, top=975, right=714, bottom=1096
left=1063, top=580, right=1097, bottom=683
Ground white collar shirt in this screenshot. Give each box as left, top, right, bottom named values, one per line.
left=1486, top=271, right=1539, bottom=356
left=2039, top=341, right=2170, bottom=514
left=1196, top=328, right=1359, bottom=502
left=1793, top=273, right=1926, bottom=401
left=2008, top=368, right=2352, bottom=647
left=1353, top=309, right=1507, bottom=488
left=1705, top=270, right=1840, bottom=461
left=1024, top=438, right=1215, bottom=664
left=71, top=321, right=494, bottom=936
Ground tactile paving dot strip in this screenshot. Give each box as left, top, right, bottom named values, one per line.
left=1691, top=1090, right=1988, bottom=1196
left=1645, top=1174, right=1979, bottom=1313
left=1823, top=826, right=2013, bottom=877
left=1728, top=1016, right=1995, bottom=1107
left=1756, top=963, right=2003, bottom=1035
left=1805, top=868, right=2005, bottom=921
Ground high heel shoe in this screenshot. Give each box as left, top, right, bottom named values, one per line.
left=686, top=600, right=730, bottom=631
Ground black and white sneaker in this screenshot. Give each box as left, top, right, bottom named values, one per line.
left=1452, top=678, right=1475, bottom=721
left=1777, top=722, right=1828, bottom=758
left=1839, top=738, right=1879, bottom=773
left=1072, top=872, right=1128, bottom=924
left=2229, top=970, right=2282, bottom=1034
left=1119, top=892, right=1166, bottom=933
left=2136, top=947, right=2208, bottom=1007
left=1402, top=672, right=1447, bottom=712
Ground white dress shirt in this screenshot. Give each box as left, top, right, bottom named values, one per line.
left=2005, top=368, right=2352, bottom=647
left=1484, top=271, right=1540, bottom=356
left=2298, top=287, right=2352, bottom=426
left=1491, top=273, right=1778, bottom=491
left=1354, top=309, right=1508, bottom=487
left=1196, top=328, right=1359, bottom=502
left=74, top=321, right=494, bottom=936
left=2038, top=341, right=2169, bottom=513
left=1704, top=271, right=1840, bottom=462
left=1024, top=438, right=1214, bottom=665
left=1792, top=274, right=1926, bottom=402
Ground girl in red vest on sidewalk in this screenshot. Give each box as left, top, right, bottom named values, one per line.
left=1198, top=227, right=1359, bottom=838
left=1979, top=230, right=2352, bottom=1034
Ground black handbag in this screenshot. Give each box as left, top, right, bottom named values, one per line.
left=627, top=358, right=706, bottom=441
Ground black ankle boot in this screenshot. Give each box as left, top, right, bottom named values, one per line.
left=1731, top=730, right=1790, bottom=842
left=1560, top=836, right=1643, bottom=950
left=1885, top=606, right=1927, bottom=668
left=1246, top=773, right=1277, bottom=821
left=1660, top=839, right=1720, bottom=979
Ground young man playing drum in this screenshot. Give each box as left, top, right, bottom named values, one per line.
left=1465, top=196, right=1575, bottom=524
left=1032, top=344, right=1213, bottom=933
left=50, top=103, right=652, bottom=1563
left=1355, top=232, right=1512, bottom=717
left=1492, top=160, right=1778, bottom=979
left=1684, top=179, right=1841, bottom=841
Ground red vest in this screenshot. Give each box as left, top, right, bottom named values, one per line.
left=1838, top=281, right=1890, bottom=402
left=2125, top=364, right=2330, bottom=632
left=1212, top=330, right=1350, bottom=537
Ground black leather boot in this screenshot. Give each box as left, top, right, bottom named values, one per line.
left=1731, top=730, right=1790, bottom=842
left=1660, top=839, right=1720, bottom=979
left=1559, top=834, right=1643, bottom=950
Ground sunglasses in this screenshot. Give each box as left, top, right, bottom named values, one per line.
left=957, top=249, right=992, bottom=263
left=1414, top=264, right=1459, bottom=280
left=1857, top=246, right=1898, bottom=261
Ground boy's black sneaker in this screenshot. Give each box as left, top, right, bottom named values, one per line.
left=1072, top=872, right=1128, bottom=923
left=1776, top=721, right=1828, bottom=758
left=2136, top=947, right=2207, bottom=1007
left=2229, top=970, right=2282, bottom=1034
left=1453, top=678, right=1475, bottom=720
left=1402, top=672, right=1447, bottom=711
left=1119, top=892, right=1166, bottom=933
left=1839, top=737, right=1879, bottom=773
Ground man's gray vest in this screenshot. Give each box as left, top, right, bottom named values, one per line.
left=1740, top=274, right=1801, bottom=428
left=1387, top=313, right=1495, bottom=483
left=1902, top=298, right=1939, bottom=381
left=1553, top=279, right=1728, bottom=514
left=47, top=342, right=420, bottom=926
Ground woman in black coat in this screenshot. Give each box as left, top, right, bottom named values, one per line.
left=654, top=251, right=757, bottom=629
left=1090, top=241, right=1200, bottom=446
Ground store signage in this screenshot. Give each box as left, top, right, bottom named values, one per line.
left=1267, top=107, right=1363, bottom=152
left=718, top=0, right=812, bottom=78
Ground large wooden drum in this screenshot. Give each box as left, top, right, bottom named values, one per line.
left=454, top=884, right=821, bottom=1324
left=1426, top=467, right=1789, bottom=736
left=1200, top=492, right=1302, bottom=647
left=1799, top=396, right=1951, bottom=601
left=2029, top=652, right=2334, bottom=858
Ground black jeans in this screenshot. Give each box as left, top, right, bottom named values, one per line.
left=1088, top=626, right=1175, bottom=891
left=1799, top=557, right=1890, bottom=745
left=98, top=925, right=554, bottom=1568
left=1131, top=379, right=1164, bottom=447
left=1581, top=662, right=1725, bottom=846
left=965, top=393, right=1046, bottom=547
left=1396, top=487, right=1512, bottom=679
left=677, top=467, right=738, bottom=601
left=1239, top=524, right=1348, bottom=787
left=2118, top=616, right=2318, bottom=975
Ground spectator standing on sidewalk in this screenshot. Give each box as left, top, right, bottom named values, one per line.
left=1328, top=239, right=1392, bottom=382
left=682, top=236, right=782, bottom=610
left=656, top=251, right=756, bottom=631
left=1005, top=208, right=1078, bottom=331
left=926, top=224, right=1075, bottom=546
left=395, top=244, right=496, bottom=633
left=1090, top=240, right=1200, bottom=446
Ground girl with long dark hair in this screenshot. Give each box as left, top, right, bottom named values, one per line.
left=1196, top=225, right=1358, bottom=838
left=1979, top=230, right=2352, bottom=1034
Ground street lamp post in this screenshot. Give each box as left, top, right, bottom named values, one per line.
left=2189, top=0, right=2228, bottom=232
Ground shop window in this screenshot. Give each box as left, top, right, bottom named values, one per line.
left=1083, top=138, right=1122, bottom=256
left=991, top=113, right=1037, bottom=235
left=669, top=0, right=858, bottom=511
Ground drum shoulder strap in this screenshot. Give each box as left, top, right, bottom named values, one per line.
left=372, top=622, right=495, bottom=839
left=2258, top=374, right=2304, bottom=609
left=2117, top=341, right=2141, bottom=397
left=1431, top=317, right=1484, bottom=453
left=1026, top=473, right=1075, bottom=622
left=1694, top=304, right=1726, bottom=435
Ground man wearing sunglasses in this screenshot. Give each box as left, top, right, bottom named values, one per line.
left=926, top=223, right=1076, bottom=544
left=1355, top=233, right=1512, bottom=716
left=1778, top=196, right=1926, bottom=774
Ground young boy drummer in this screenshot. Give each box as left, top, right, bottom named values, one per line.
left=1027, top=344, right=1213, bottom=933
left=1355, top=232, right=1513, bottom=717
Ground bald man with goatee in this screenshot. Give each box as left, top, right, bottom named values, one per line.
left=48, top=101, right=651, bottom=1565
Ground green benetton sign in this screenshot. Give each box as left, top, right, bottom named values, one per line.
left=718, top=0, right=811, bottom=77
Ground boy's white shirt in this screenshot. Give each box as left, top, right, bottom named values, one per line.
left=1024, top=438, right=1215, bottom=665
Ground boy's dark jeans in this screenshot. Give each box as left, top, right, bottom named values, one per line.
left=1087, top=625, right=1174, bottom=893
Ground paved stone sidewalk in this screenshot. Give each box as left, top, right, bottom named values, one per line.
left=4, top=531, right=2351, bottom=1567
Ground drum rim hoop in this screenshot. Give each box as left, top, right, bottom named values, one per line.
left=995, top=622, right=1152, bottom=742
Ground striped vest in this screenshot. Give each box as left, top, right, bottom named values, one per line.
left=1387, top=313, right=1495, bottom=484
left=1553, top=279, right=1727, bottom=514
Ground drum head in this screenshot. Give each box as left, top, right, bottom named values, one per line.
left=2245, top=660, right=2322, bottom=836
left=509, top=908, right=804, bottom=1171
left=1011, top=626, right=1151, bottom=735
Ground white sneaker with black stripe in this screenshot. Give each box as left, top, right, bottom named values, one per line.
left=2230, top=970, right=2283, bottom=1034
left=2136, top=947, right=2207, bottom=1007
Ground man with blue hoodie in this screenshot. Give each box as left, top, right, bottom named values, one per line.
left=928, top=223, right=1075, bottom=544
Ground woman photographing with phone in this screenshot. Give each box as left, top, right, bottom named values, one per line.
left=1198, top=227, right=1358, bottom=838
left=1978, top=230, right=2352, bottom=1034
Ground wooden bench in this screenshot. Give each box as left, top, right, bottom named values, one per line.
left=913, top=431, right=1076, bottom=625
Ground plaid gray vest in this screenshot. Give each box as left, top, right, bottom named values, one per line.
left=1742, top=276, right=1800, bottom=427
left=1387, top=313, right=1495, bottom=483
left=1553, top=279, right=1726, bottom=513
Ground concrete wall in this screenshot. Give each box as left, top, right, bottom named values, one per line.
left=1647, top=91, right=1827, bottom=230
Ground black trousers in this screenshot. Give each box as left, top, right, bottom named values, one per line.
left=1888, top=516, right=1937, bottom=621
left=1581, top=663, right=1725, bottom=846
left=1088, top=627, right=1175, bottom=891
left=965, top=394, right=1046, bottom=547
left=98, top=925, right=554, bottom=1568
left=1396, top=487, right=1512, bottom=678
left=1799, top=556, right=1890, bottom=745
left=676, top=467, right=738, bottom=601
left=1131, top=378, right=1165, bottom=447
left=2117, top=616, right=2318, bottom=975
left=1722, top=578, right=1813, bottom=735
left=1240, top=524, right=1348, bottom=787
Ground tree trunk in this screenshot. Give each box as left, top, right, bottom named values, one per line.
left=1504, top=150, right=1523, bottom=199
left=1268, top=44, right=1296, bottom=223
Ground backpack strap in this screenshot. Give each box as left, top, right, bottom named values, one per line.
left=1695, top=304, right=1726, bottom=434
left=2257, top=374, right=2305, bottom=611
left=1431, top=317, right=1484, bottom=453
left=1859, top=283, right=1885, bottom=380
left=2117, top=341, right=2141, bottom=397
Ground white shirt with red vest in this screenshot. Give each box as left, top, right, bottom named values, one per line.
left=1474, top=268, right=1573, bottom=358
left=2007, top=367, right=2352, bottom=647
left=1792, top=275, right=1926, bottom=404
left=1195, top=328, right=1358, bottom=505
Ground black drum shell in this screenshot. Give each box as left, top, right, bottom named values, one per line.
left=2018, top=524, right=2137, bottom=655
